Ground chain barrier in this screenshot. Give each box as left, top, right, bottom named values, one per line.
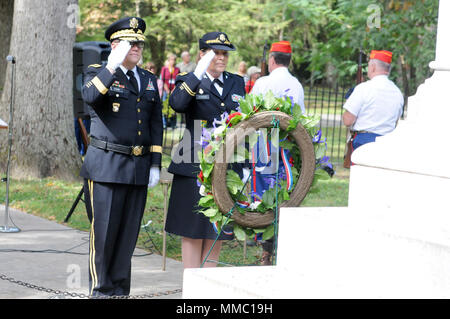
left=0, top=274, right=182, bottom=299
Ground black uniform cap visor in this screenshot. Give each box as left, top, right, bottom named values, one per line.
left=199, top=41, right=236, bottom=51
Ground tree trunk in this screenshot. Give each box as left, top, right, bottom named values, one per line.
left=0, top=0, right=81, bottom=180
left=0, top=0, right=14, bottom=92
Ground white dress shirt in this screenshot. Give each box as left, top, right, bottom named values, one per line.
left=206, top=72, right=224, bottom=95
left=343, top=74, right=404, bottom=135
left=251, top=66, right=305, bottom=113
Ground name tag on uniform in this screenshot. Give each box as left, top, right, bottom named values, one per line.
left=196, top=94, right=210, bottom=100
left=110, top=86, right=125, bottom=93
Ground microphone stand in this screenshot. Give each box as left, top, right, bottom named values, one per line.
left=1, top=56, right=20, bottom=233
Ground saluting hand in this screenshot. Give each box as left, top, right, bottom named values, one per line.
left=106, top=40, right=131, bottom=73
left=194, top=50, right=215, bottom=80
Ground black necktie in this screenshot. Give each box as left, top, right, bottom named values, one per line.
left=212, top=78, right=223, bottom=95
left=127, top=70, right=139, bottom=92
left=213, top=78, right=223, bottom=88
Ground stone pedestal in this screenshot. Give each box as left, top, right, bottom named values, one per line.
left=183, top=207, right=450, bottom=299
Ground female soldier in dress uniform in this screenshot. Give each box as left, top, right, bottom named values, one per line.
left=165, top=32, right=245, bottom=268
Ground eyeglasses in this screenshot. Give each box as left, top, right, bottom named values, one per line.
left=129, top=41, right=145, bottom=49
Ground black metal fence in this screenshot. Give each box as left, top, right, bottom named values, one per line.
left=162, top=114, right=185, bottom=156
left=161, top=85, right=350, bottom=166
left=304, top=85, right=349, bottom=166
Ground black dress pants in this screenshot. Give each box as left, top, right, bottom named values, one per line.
left=84, top=179, right=147, bottom=297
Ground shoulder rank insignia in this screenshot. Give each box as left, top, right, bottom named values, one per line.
left=88, top=64, right=102, bottom=68
left=179, top=72, right=187, bottom=76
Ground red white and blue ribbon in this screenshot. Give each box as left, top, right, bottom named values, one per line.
left=280, top=147, right=293, bottom=191
left=212, top=221, right=234, bottom=236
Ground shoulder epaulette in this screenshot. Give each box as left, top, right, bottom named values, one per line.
left=178, top=72, right=188, bottom=76
left=88, top=64, right=102, bottom=68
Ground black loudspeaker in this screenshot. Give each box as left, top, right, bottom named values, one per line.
left=73, top=41, right=111, bottom=119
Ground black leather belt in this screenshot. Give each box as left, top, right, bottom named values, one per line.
left=352, top=130, right=373, bottom=135
left=90, top=137, right=150, bottom=156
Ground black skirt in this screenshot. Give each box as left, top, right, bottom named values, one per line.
left=165, top=174, right=233, bottom=240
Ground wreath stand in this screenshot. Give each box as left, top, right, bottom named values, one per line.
left=202, top=111, right=316, bottom=267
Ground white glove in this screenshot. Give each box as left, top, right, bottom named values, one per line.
left=194, top=50, right=215, bottom=80
left=242, top=168, right=251, bottom=184
left=106, top=40, right=131, bottom=71
left=148, top=167, right=160, bottom=188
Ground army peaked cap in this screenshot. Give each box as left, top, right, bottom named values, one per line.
left=105, top=17, right=146, bottom=42
left=199, top=32, right=235, bottom=51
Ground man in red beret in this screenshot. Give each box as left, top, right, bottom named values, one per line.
left=247, top=41, right=305, bottom=265
left=251, top=40, right=305, bottom=112
left=342, top=50, right=404, bottom=153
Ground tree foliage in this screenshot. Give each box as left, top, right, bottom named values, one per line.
left=77, top=0, right=439, bottom=93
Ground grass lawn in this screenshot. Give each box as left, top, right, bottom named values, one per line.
left=0, top=163, right=350, bottom=266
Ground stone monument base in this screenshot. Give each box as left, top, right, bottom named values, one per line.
left=183, top=207, right=450, bottom=299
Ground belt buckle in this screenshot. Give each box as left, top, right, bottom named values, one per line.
left=132, top=146, right=143, bottom=156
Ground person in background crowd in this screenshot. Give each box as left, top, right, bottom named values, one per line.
left=177, top=51, right=197, bottom=73
left=237, top=61, right=248, bottom=83
left=245, top=65, right=261, bottom=93
left=160, top=54, right=180, bottom=128
left=160, top=54, right=180, bottom=99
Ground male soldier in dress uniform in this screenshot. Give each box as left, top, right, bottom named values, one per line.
left=81, top=16, right=163, bottom=297
left=343, top=50, right=403, bottom=152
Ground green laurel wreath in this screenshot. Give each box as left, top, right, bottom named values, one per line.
left=196, top=92, right=332, bottom=241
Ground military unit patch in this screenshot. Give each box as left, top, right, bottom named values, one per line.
left=146, top=80, right=155, bottom=91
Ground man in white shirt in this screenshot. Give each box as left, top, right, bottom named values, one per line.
left=343, top=50, right=404, bottom=151
left=251, top=41, right=305, bottom=113
left=247, top=41, right=305, bottom=265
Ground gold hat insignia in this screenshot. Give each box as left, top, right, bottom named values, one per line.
left=130, top=18, right=139, bottom=29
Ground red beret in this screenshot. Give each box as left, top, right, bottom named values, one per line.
left=270, top=41, right=292, bottom=54
left=370, top=50, right=393, bottom=64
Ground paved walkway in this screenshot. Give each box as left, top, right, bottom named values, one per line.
left=0, top=205, right=184, bottom=299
